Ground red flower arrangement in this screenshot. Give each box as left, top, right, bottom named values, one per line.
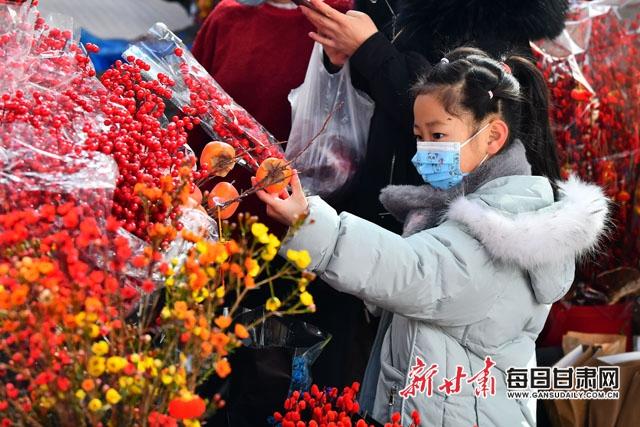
left=273, top=383, right=421, bottom=427
left=534, top=1, right=640, bottom=289
left=0, top=1, right=317, bottom=425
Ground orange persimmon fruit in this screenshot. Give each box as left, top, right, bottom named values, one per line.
left=255, top=157, right=292, bottom=194
left=207, top=182, right=240, bottom=220
left=200, top=141, right=236, bottom=177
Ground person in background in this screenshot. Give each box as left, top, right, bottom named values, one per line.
left=305, top=0, right=569, bottom=233
left=191, top=0, right=352, bottom=144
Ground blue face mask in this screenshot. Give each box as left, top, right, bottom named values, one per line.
left=411, top=123, right=490, bottom=190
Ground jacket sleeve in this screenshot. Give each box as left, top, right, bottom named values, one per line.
left=280, top=197, right=503, bottom=326
left=349, top=32, right=430, bottom=130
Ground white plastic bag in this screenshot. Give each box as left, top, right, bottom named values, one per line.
left=286, top=43, right=374, bottom=198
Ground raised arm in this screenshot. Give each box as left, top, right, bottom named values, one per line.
left=301, top=0, right=430, bottom=129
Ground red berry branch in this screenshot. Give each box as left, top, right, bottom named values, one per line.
left=535, top=3, right=640, bottom=289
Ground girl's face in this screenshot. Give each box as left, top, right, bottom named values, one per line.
left=413, top=93, right=499, bottom=173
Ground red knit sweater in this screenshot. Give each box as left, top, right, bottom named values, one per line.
left=192, top=0, right=352, bottom=142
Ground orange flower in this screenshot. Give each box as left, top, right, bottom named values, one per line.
left=210, top=333, right=230, bottom=354
left=234, top=324, right=249, bottom=340
left=225, top=240, right=240, bottom=255
left=215, top=358, right=231, bottom=378
left=229, top=263, right=244, bottom=278
left=184, top=312, right=197, bottom=330
left=10, top=285, right=29, bottom=306
left=201, top=341, right=213, bottom=357
left=173, top=301, right=188, bottom=319
left=182, top=230, right=200, bottom=243
left=85, top=297, right=103, bottom=313
left=214, top=316, right=231, bottom=330
left=81, top=378, right=95, bottom=392
left=188, top=269, right=207, bottom=291
left=168, top=394, right=206, bottom=419
left=244, top=275, right=255, bottom=289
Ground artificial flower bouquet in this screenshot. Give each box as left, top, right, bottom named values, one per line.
left=0, top=1, right=315, bottom=425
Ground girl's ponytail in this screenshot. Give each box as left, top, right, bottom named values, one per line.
left=505, top=56, right=561, bottom=183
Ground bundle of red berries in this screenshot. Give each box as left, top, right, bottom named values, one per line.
left=273, top=383, right=421, bottom=427
left=124, top=24, right=285, bottom=171
left=535, top=1, right=640, bottom=280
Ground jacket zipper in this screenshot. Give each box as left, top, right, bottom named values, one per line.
left=388, top=384, right=398, bottom=407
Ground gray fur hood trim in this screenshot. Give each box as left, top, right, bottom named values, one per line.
left=380, top=139, right=531, bottom=236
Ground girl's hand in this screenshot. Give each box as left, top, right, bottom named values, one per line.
left=301, top=0, right=378, bottom=57
left=254, top=170, right=310, bottom=226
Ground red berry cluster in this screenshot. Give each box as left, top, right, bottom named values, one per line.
left=535, top=4, right=640, bottom=282
left=177, top=59, right=284, bottom=169
left=0, top=3, right=210, bottom=239
left=125, top=25, right=285, bottom=171
left=273, top=383, right=421, bottom=427
left=92, top=57, right=203, bottom=236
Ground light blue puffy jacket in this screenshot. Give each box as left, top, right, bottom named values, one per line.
left=281, top=175, right=609, bottom=426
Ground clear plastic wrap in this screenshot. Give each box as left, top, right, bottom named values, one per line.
left=0, top=1, right=38, bottom=94
left=0, top=125, right=117, bottom=217
left=123, top=23, right=284, bottom=170
left=533, top=0, right=640, bottom=286
left=163, top=207, right=219, bottom=273
left=286, top=43, right=374, bottom=199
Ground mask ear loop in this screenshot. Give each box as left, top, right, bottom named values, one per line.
left=461, top=122, right=492, bottom=174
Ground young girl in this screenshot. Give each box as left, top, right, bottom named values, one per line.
left=255, top=49, right=609, bottom=426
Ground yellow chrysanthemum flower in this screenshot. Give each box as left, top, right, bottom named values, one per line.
left=267, top=234, right=280, bottom=248
left=251, top=223, right=270, bottom=244
left=119, top=376, right=133, bottom=389
left=286, top=250, right=312, bottom=270
left=106, top=356, right=128, bottom=374
left=89, top=324, right=100, bottom=338
left=261, top=246, right=278, bottom=262
left=266, top=297, right=282, bottom=312
left=245, top=258, right=260, bottom=277
left=105, top=388, right=122, bottom=405
left=91, top=341, right=109, bottom=356
left=87, top=356, right=106, bottom=377
left=88, top=398, right=103, bottom=412
left=300, top=291, right=314, bottom=307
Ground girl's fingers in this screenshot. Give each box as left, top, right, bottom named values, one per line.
left=255, top=187, right=278, bottom=206
left=278, top=189, right=290, bottom=200
left=290, top=171, right=306, bottom=202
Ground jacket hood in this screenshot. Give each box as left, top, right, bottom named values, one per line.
left=393, top=0, right=568, bottom=61
left=447, top=175, right=610, bottom=303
